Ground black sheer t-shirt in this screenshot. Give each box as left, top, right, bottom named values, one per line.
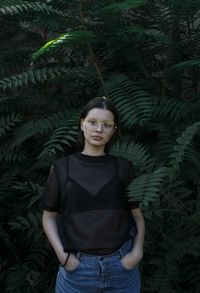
left=41, top=152, right=139, bottom=255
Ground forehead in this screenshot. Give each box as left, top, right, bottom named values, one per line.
left=86, top=108, right=115, bottom=121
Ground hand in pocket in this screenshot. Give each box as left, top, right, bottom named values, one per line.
left=64, top=253, right=81, bottom=272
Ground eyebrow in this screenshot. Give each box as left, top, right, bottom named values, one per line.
left=86, top=118, right=114, bottom=121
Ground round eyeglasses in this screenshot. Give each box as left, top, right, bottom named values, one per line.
left=83, top=118, right=117, bottom=133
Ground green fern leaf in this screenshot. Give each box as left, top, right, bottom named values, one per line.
left=170, top=121, right=200, bottom=171
left=0, top=113, right=22, bottom=137
left=105, top=75, right=154, bottom=127
left=38, top=126, right=78, bottom=159
left=102, top=0, right=146, bottom=12
left=127, top=167, right=169, bottom=205
left=0, top=1, right=65, bottom=17
left=0, top=66, right=69, bottom=90
left=110, top=140, right=151, bottom=170
left=154, top=96, right=187, bottom=122
left=123, top=26, right=169, bottom=43
left=32, top=31, right=96, bottom=61
left=171, top=59, right=200, bottom=69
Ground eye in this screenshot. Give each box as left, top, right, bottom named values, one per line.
left=87, top=118, right=98, bottom=126
left=103, top=121, right=114, bottom=128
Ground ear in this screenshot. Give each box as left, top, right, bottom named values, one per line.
left=80, top=119, right=84, bottom=131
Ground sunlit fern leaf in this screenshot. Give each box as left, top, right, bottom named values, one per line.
left=110, top=140, right=152, bottom=171
left=127, top=167, right=169, bottom=206
left=32, top=30, right=96, bottom=61
left=170, top=121, right=200, bottom=171
left=105, top=74, right=154, bottom=127
left=101, top=0, right=146, bottom=12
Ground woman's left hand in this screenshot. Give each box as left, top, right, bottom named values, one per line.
left=120, top=246, right=143, bottom=270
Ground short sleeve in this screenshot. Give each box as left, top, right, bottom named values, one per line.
left=41, top=164, right=60, bottom=212
left=127, top=161, right=140, bottom=209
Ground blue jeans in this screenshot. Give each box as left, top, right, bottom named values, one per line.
left=55, top=239, right=141, bottom=292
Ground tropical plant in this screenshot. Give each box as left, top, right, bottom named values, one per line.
left=0, top=0, right=200, bottom=292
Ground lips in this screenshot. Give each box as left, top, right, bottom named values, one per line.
left=91, top=136, right=103, bottom=140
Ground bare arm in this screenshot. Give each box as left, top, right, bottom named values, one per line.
left=42, top=210, right=67, bottom=265
left=42, top=210, right=80, bottom=270
left=121, top=207, right=145, bottom=269
left=131, top=207, right=145, bottom=253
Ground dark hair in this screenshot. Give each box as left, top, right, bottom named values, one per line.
left=78, top=97, right=120, bottom=152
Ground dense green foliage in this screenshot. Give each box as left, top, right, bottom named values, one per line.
left=1, top=0, right=200, bottom=292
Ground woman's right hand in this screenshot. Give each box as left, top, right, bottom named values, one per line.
left=64, top=253, right=80, bottom=272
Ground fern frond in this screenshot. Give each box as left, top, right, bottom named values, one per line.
left=171, top=59, right=200, bottom=70
left=6, top=109, right=80, bottom=153
left=0, top=113, right=22, bottom=137
left=0, top=144, right=27, bottom=164
left=111, top=140, right=152, bottom=171
left=38, top=126, right=78, bottom=159
left=23, top=243, right=52, bottom=268
left=0, top=171, right=18, bottom=197
left=13, top=181, right=45, bottom=208
left=105, top=75, right=154, bottom=127
left=123, top=26, right=169, bottom=43
left=0, top=66, right=75, bottom=90
left=0, top=225, right=18, bottom=260
left=8, top=120, right=47, bottom=149
left=102, top=0, right=146, bottom=12
left=9, top=212, right=43, bottom=241
left=170, top=121, right=200, bottom=171
left=32, top=30, right=95, bottom=61
left=154, top=96, right=188, bottom=122
left=190, top=211, right=200, bottom=224
left=127, top=167, right=169, bottom=206
left=0, top=1, right=65, bottom=17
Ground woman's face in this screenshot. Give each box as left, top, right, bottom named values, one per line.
left=81, top=108, right=116, bottom=150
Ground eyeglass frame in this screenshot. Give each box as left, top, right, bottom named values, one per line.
left=81, top=118, right=117, bottom=133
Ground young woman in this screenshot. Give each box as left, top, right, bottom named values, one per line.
left=42, top=97, right=145, bottom=293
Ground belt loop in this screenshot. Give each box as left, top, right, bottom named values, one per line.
left=76, top=251, right=81, bottom=260
left=118, top=246, right=125, bottom=259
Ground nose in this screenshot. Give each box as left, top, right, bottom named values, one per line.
left=96, top=121, right=103, bottom=131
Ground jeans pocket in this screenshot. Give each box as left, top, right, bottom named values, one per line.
left=63, top=260, right=82, bottom=274
left=119, top=259, right=136, bottom=272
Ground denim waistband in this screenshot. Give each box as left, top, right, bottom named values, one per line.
left=76, top=239, right=133, bottom=262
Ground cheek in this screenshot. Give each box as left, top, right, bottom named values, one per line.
left=105, top=132, right=115, bottom=142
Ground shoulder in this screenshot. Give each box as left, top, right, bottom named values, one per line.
left=109, top=153, right=134, bottom=168
left=53, top=156, right=67, bottom=166
left=109, top=154, right=135, bottom=184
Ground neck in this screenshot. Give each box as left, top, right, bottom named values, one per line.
left=82, top=146, right=106, bottom=156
